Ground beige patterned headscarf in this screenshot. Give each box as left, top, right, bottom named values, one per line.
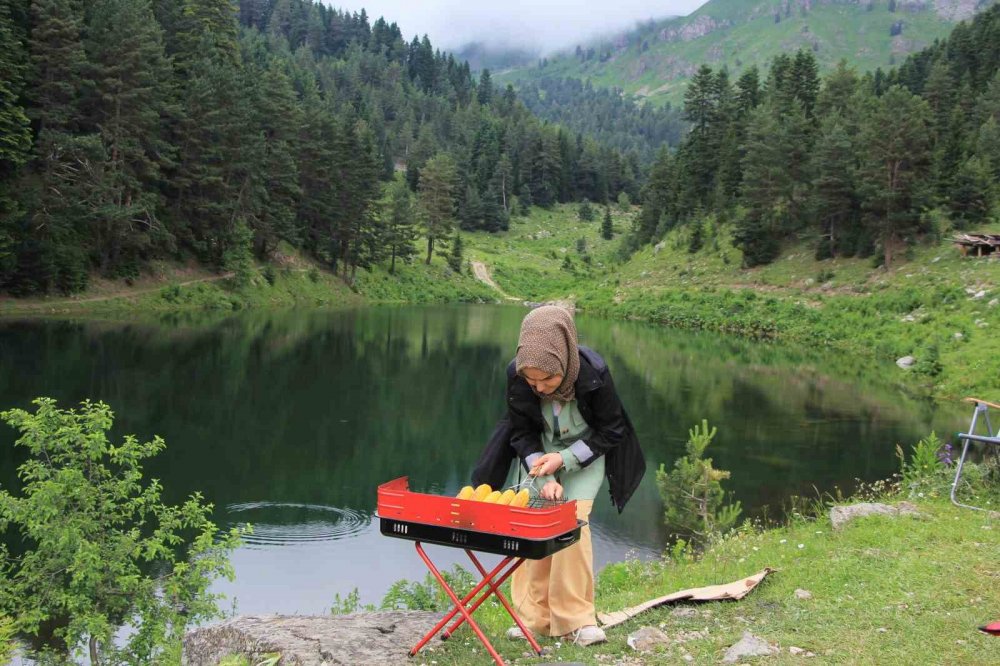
left=515, top=305, right=580, bottom=402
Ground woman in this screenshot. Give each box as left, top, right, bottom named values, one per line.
left=473, top=305, right=645, bottom=647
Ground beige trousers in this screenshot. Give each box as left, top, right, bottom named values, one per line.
left=510, top=499, right=595, bottom=637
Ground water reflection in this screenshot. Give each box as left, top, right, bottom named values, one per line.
left=0, top=305, right=965, bottom=614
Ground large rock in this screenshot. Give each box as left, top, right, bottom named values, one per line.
left=829, top=502, right=922, bottom=530
left=183, top=612, right=442, bottom=666
left=896, top=356, right=915, bottom=368
left=626, top=626, right=671, bottom=652
left=722, top=631, right=778, bottom=663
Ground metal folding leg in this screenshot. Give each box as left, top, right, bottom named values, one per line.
left=408, top=542, right=543, bottom=666
left=951, top=399, right=999, bottom=512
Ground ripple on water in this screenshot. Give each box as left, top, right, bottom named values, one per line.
left=225, top=501, right=370, bottom=547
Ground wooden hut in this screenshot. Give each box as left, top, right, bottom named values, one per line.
left=953, top=233, right=1000, bottom=258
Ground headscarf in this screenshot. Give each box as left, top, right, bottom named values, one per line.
left=515, top=305, right=580, bottom=402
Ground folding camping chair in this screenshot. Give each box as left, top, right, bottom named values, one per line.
left=950, top=397, right=1000, bottom=512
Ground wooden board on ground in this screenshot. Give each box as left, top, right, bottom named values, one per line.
left=597, top=568, right=775, bottom=629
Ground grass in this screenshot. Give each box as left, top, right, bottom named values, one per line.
left=465, top=204, right=1000, bottom=402
left=397, top=461, right=1000, bottom=665
left=499, top=0, right=963, bottom=107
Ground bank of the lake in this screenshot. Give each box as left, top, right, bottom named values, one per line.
left=1, top=204, right=997, bottom=403
left=0, top=246, right=494, bottom=319
left=463, top=204, right=1000, bottom=403
left=367, top=494, right=998, bottom=666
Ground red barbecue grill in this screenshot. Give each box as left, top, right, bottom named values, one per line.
left=377, top=476, right=584, bottom=665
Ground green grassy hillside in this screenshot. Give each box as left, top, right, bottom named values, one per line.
left=464, top=204, right=1000, bottom=402
left=500, top=0, right=994, bottom=105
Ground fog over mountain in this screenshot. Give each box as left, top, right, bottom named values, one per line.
left=326, top=0, right=708, bottom=52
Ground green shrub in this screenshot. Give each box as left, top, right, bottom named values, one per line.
left=0, top=616, right=13, bottom=664
left=896, top=432, right=951, bottom=498
left=331, top=588, right=375, bottom=615
left=657, top=420, right=742, bottom=545
left=262, top=264, right=277, bottom=286
left=380, top=565, right=475, bottom=611
left=0, top=398, right=245, bottom=664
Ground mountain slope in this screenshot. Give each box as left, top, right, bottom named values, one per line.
left=499, top=0, right=995, bottom=104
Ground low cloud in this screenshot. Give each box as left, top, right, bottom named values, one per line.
left=326, top=1, right=708, bottom=53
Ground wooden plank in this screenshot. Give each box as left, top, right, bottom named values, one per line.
left=963, top=397, right=1000, bottom=411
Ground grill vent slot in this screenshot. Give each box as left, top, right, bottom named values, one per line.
left=450, top=531, right=468, bottom=544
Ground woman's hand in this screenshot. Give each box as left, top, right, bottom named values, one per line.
left=540, top=480, right=564, bottom=501
left=529, top=452, right=563, bottom=477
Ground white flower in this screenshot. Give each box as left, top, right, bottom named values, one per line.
left=798, top=544, right=805, bottom=549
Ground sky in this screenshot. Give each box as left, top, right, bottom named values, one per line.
left=325, top=1, right=710, bottom=53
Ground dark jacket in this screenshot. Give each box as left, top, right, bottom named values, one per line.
left=472, top=346, right=645, bottom=513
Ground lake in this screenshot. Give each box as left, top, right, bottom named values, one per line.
left=0, top=305, right=966, bottom=616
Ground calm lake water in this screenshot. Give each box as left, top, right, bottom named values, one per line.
left=0, top=305, right=966, bottom=616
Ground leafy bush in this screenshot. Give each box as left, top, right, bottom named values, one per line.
left=0, top=616, right=13, bottom=664
left=896, top=432, right=952, bottom=498
left=380, top=565, right=475, bottom=611
left=331, top=588, right=375, bottom=615
left=657, top=420, right=742, bottom=545
left=0, top=398, right=245, bottom=664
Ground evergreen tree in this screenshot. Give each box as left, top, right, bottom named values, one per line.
left=812, top=116, right=860, bottom=258
left=418, top=152, right=458, bottom=264
left=383, top=178, right=418, bottom=273
left=857, top=86, right=932, bottom=268
left=83, top=0, right=174, bottom=274
left=476, top=68, right=493, bottom=106
left=601, top=206, right=614, bottom=240
left=250, top=61, right=303, bottom=256
left=0, top=3, right=32, bottom=282
left=949, top=156, right=995, bottom=227
left=447, top=231, right=463, bottom=273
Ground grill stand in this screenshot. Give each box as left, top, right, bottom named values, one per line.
left=409, top=542, right=543, bottom=665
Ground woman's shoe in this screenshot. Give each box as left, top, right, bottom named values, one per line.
left=568, top=625, right=606, bottom=646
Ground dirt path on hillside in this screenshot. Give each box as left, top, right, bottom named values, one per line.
left=470, top=261, right=520, bottom=301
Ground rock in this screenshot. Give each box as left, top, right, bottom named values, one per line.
left=989, top=298, right=999, bottom=308
left=794, top=588, right=813, bottom=600
left=722, top=632, right=778, bottom=663
left=900, top=314, right=916, bottom=322
left=830, top=502, right=924, bottom=530
left=683, top=655, right=694, bottom=662
left=627, top=626, right=671, bottom=652
left=973, top=290, right=987, bottom=300
left=896, top=356, right=915, bottom=369
left=954, top=332, right=964, bottom=340
left=790, top=646, right=806, bottom=655
left=671, top=607, right=698, bottom=618
left=654, top=241, right=666, bottom=255
left=183, top=612, right=443, bottom=666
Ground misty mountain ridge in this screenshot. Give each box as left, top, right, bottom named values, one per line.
left=497, top=0, right=996, bottom=103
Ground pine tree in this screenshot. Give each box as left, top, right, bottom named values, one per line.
left=83, top=0, right=175, bottom=274
left=949, top=156, right=995, bottom=227
left=858, top=86, right=932, bottom=268
left=476, top=69, right=493, bottom=106
left=418, top=152, right=458, bottom=264
left=601, top=206, right=613, bottom=240
left=447, top=231, right=463, bottom=272
left=384, top=178, right=418, bottom=274
left=812, top=116, right=859, bottom=258
left=976, top=116, right=1000, bottom=181
left=15, top=0, right=92, bottom=294
left=175, top=0, right=240, bottom=68
left=0, top=3, right=32, bottom=282
left=250, top=61, right=303, bottom=256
